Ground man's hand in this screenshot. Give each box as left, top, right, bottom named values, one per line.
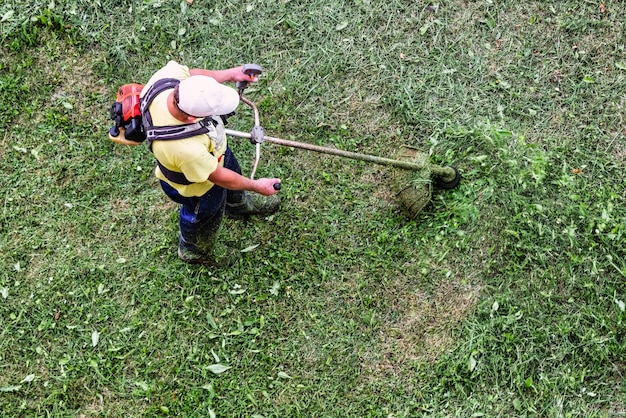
left=228, top=66, right=258, bottom=84
left=253, top=178, right=281, bottom=196
left=208, top=166, right=279, bottom=196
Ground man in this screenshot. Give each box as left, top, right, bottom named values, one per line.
left=141, top=60, right=281, bottom=266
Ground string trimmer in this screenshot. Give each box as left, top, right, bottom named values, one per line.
left=230, top=64, right=461, bottom=218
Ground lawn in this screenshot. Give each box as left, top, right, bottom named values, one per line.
left=1, top=0, right=625, bottom=416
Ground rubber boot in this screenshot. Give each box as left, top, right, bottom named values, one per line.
left=225, top=190, right=281, bottom=218
left=177, top=207, right=239, bottom=267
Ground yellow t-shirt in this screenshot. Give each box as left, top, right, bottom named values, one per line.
left=141, top=61, right=227, bottom=197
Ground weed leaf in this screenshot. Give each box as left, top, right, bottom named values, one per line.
left=207, top=364, right=231, bottom=375
left=92, top=331, right=100, bottom=347
left=1, top=10, right=14, bottom=22
left=241, top=244, right=259, bottom=253
left=335, top=21, right=349, bottom=31
left=206, top=312, right=218, bottom=329
left=468, top=355, right=477, bottom=372
left=21, top=374, right=35, bottom=383
left=0, top=385, right=21, bottom=392
left=270, top=281, right=280, bottom=296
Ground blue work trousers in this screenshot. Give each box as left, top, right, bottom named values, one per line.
left=160, top=147, right=243, bottom=254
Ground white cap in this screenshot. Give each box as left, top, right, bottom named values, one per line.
left=177, top=75, right=239, bottom=116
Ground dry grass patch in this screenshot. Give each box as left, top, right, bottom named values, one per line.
left=363, top=275, right=481, bottom=379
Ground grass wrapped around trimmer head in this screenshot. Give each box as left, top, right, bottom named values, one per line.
left=392, top=146, right=432, bottom=219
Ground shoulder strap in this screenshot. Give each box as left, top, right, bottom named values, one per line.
left=140, top=77, right=217, bottom=149
left=145, top=117, right=217, bottom=143
left=140, top=78, right=180, bottom=129
left=139, top=77, right=220, bottom=185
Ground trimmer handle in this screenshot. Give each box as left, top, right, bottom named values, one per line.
left=237, top=64, right=263, bottom=91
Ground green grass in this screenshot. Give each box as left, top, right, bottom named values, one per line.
left=1, top=0, right=625, bottom=416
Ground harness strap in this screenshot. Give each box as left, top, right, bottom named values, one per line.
left=139, top=78, right=180, bottom=128
left=139, top=77, right=221, bottom=185
left=157, top=160, right=193, bottom=185
left=156, top=153, right=224, bottom=186
left=145, top=117, right=217, bottom=143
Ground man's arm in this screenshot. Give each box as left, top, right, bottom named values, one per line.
left=189, top=66, right=256, bottom=84
left=208, top=165, right=280, bottom=196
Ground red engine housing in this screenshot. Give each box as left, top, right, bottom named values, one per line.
left=109, top=83, right=145, bottom=145
left=117, top=83, right=144, bottom=121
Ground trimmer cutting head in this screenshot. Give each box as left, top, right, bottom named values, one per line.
left=391, top=146, right=461, bottom=218
left=392, top=146, right=433, bottom=218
